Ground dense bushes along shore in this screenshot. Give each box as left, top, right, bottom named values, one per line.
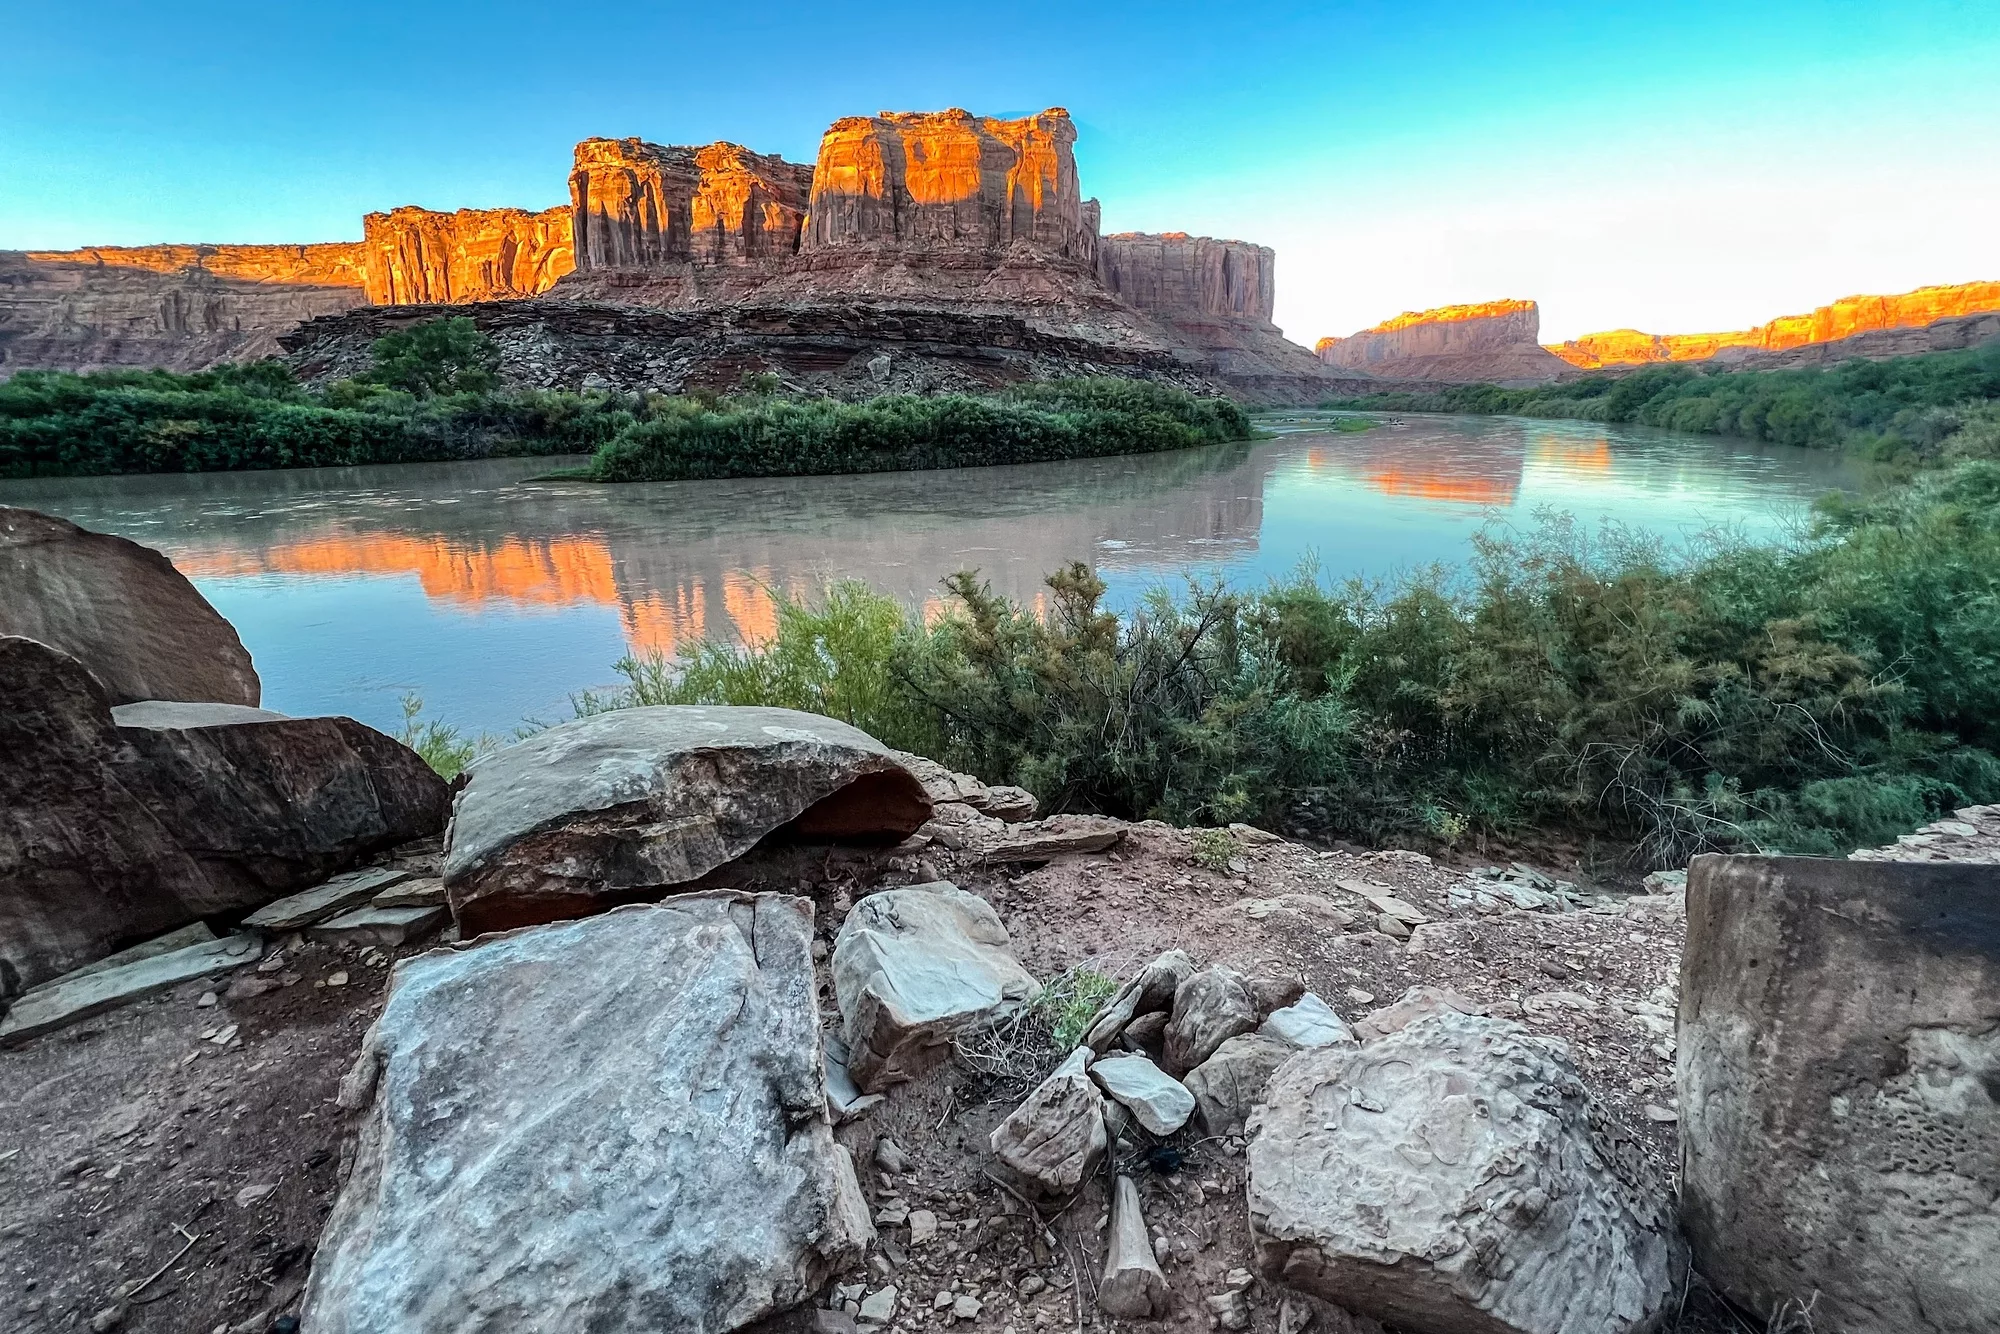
left=1329, top=342, right=2000, bottom=459
left=0, top=317, right=1250, bottom=479
left=576, top=448, right=2000, bottom=865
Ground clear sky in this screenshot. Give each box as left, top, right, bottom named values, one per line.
left=4, top=0, right=1996, bottom=343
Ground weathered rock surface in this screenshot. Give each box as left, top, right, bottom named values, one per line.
left=1098, top=233, right=1274, bottom=324
left=1164, top=964, right=1257, bottom=1074
left=807, top=108, right=1096, bottom=265
left=301, top=893, right=872, bottom=1333
left=1354, top=986, right=1480, bottom=1041
left=0, top=506, right=260, bottom=706
left=1098, top=1175, right=1169, bottom=1319
left=1259, top=993, right=1355, bottom=1049
left=1316, top=300, right=1571, bottom=384
left=831, top=882, right=1039, bottom=1092
left=1680, top=854, right=2000, bottom=1333
left=361, top=205, right=573, bottom=304
left=441, top=705, right=930, bottom=935
left=0, top=934, right=260, bottom=1047
left=241, top=866, right=413, bottom=932
left=891, top=751, right=1038, bottom=823
left=305, top=902, right=447, bottom=948
left=282, top=299, right=1217, bottom=401
left=979, top=814, right=1127, bottom=863
left=1550, top=279, right=2000, bottom=369
left=1081, top=949, right=1195, bottom=1052
left=0, top=244, right=368, bottom=376
left=988, top=1046, right=1107, bottom=1194
left=0, top=635, right=449, bottom=993
left=569, top=138, right=814, bottom=273
left=1184, top=1034, right=1297, bottom=1136
left=1247, top=1013, right=1678, bottom=1334
left=1090, top=1052, right=1196, bottom=1135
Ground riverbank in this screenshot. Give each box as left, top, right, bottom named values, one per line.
left=0, top=317, right=1249, bottom=481
left=1325, top=341, right=2000, bottom=459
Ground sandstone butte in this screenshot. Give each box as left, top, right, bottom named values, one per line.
left=2, top=106, right=1322, bottom=392
left=1315, top=299, right=1572, bottom=384
left=1546, top=280, right=2000, bottom=369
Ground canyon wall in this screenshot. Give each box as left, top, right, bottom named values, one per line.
left=1097, top=233, right=1275, bottom=324
left=0, top=245, right=369, bottom=376
left=361, top=206, right=573, bottom=305
left=804, top=108, right=1096, bottom=264
left=1550, top=281, right=2000, bottom=369
left=569, top=139, right=813, bottom=271
left=1316, top=299, right=1570, bottom=383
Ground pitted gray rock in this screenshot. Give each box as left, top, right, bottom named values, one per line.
left=1247, top=1013, right=1678, bottom=1334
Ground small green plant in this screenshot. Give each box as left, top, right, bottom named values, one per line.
left=395, top=694, right=499, bottom=780
left=1189, top=827, right=1239, bottom=871
left=1037, top=968, right=1121, bottom=1050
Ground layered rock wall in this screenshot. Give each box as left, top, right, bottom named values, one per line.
left=1551, top=280, right=2000, bottom=369
left=1097, top=233, right=1275, bottom=324
left=569, top=139, right=814, bottom=271
left=0, top=246, right=370, bottom=375
left=361, top=206, right=573, bottom=304
left=805, top=108, right=1095, bottom=264
left=1316, top=299, right=1570, bottom=383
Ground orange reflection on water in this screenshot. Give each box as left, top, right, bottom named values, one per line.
left=1363, top=469, right=1518, bottom=506
left=169, top=532, right=806, bottom=660
left=1527, top=438, right=1614, bottom=473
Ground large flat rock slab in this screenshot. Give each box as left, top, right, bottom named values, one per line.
left=1680, top=855, right=2000, bottom=1334
left=0, top=635, right=450, bottom=994
left=243, top=867, right=414, bottom=932
left=301, top=893, right=871, bottom=1334
left=0, top=505, right=261, bottom=706
left=1247, top=1013, right=1678, bottom=1334
left=832, top=882, right=1039, bottom=1092
left=441, top=705, right=931, bottom=935
left=0, top=934, right=261, bottom=1047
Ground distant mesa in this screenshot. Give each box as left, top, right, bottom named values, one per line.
left=1316, top=282, right=2000, bottom=385
left=0, top=107, right=1360, bottom=404
left=1546, top=280, right=2000, bottom=371
left=1315, top=299, right=1571, bottom=385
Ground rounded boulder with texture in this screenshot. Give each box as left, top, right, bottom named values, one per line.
left=441, top=705, right=931, bottom=935
left=832, top=882, right=1039, bottom=1092
left=1247, top=1013, right=1678, bottom=1334
left=301, top=894, right=872, bottom=1334
left=0, top=505, right=260, bottom=706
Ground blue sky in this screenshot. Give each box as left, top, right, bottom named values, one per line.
left=4, top=0, right=1996, bottom=342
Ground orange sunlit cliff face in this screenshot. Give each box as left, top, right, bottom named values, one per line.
left=170, top=533, right=800, bottom=659
left=1315, top=299, right=1571, bottom=383
left=1550, top=281, right=2000, bottom=368
left=361, top=206, right=573, bottom=305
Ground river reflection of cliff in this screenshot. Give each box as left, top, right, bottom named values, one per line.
left=120, top=443, right=1272, bottom=657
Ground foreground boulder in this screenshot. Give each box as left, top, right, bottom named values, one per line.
left=832, top=882, right=1040, bottom=1092
left=1680, top=855, right=2000, bottom=1334
left=0, top=637, right=448, bottom=994
left=0, top=505, right=260, bottom=706
left=989, top=1046, right=1107, bottom=1195
left=1164, top=964, right=1257, bottom=1074
left=302, top=894, right=871, bottom=1333
left=442, top=705, right=931, bottom=934
left=1247, top=1013, right=1677, bottom=1334
left=1184, top=1034, right=1299, bottom=1136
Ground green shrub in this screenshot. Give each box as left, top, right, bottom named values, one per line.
left=571, top=453, right=2000, bottom=864
left=1327, top=343, right=2000, bottom=457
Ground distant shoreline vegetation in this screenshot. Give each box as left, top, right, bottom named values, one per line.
left=1324, top=342, right=2000, bottom=461
left=0, top=317, right=1250, bottom=481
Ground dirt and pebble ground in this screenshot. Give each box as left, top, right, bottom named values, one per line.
left=3, top=821, right=1706, bottom=1334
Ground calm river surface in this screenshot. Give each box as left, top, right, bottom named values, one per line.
left=0, top=414, right=1866, bottom=736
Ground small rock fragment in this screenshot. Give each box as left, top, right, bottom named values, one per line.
left=859, top=1286, right=898, bottom=1323
left=1098, top=1175, right=1169, bottom=1319
left=909, top=1209, right=939, bottom=1245
left=234, top=1182, right=277, bottom=1207
left=1259, top=994, right=1355, bottom=1049
left=1092, top=1053, right=1195, bottom=1135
